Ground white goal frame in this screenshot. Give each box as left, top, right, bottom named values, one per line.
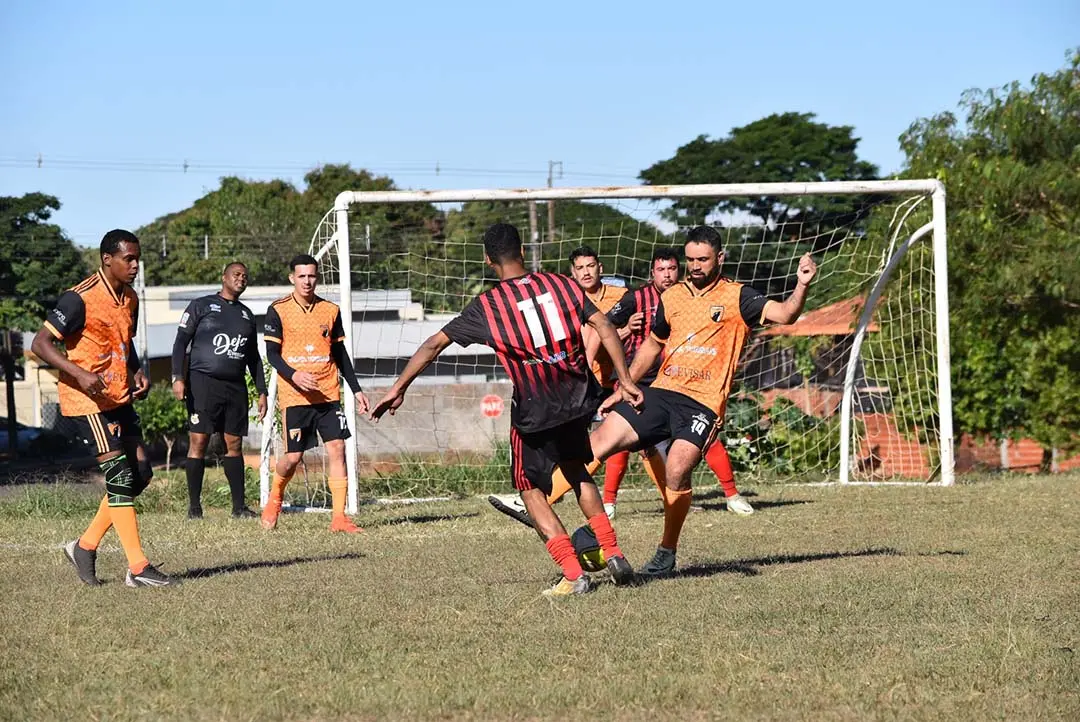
left=261, top=180, right=953, bottom=512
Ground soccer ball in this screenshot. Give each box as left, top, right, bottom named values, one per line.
left=571, top=525, right=606, bottom=572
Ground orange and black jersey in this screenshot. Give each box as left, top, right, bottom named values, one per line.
left=607, top=283, right=663, bottom=383
left=442, top=272, right=602, bottom=434
left=585, top=283, right=627, bottom=389
left=44, top=270, right=139, bottom=416
left=263, top=295, right=360, bottom=409
left=650, top=277, right=769, bottom=415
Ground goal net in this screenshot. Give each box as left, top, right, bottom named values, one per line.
left=260, top=182, right=953, bottom=512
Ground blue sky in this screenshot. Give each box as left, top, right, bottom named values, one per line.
left=2, top=0, right=1076, bottom=245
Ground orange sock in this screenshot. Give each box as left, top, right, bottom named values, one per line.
left=705, top=443, right=738, bottom=497
left=642, top=448, right=668, bottom=498
left=108, top=505, right=148, bottom=573
left=79, top=495, right=113, bottom=551
left=587, top=512, right=623, bottom=559
left=660, top=487, right=692, bottom=551
left=268, top=471, right=292, bottom=508
left=547, top=459, right=602, bottom=505
left=328, top=477, right=348, bottom=519
left=545, top=533, right=583, bottom=581
left=601, top=451, right=630, bottom=505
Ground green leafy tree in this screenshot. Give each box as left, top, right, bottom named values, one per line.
left=136, top=382, right=188, bottom=471
left=895, top=50, right=1080, bottom=466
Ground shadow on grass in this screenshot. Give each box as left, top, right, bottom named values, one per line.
left=177, top=552, right=363, bottom=581
left=630, top=498, right=813, bottom=516
left=368, top=512, right=481, bottom=527
left=662, top=546, right=966, bottom=581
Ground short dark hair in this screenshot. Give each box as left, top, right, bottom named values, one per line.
left=569, top=245, right=599, bottom=266
left=482, top=223, right=523, bottom=264
left=223, top=261, right=247, bottom=274
left=100, top=229, right=139, bottom=259
left=289, top=254, right=318, bottom=271
left=651, top=247, right=680, bottom=267
left=686, top=226, right=723, bottom=252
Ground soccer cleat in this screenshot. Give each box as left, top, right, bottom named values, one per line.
left=606, top=554, right=636, bottom=586
left=63, top=540, right=102, bottom=586
left=603, top=502, right=617, bottom=520
left=726, top=494, right=755, bottom=516
left=486, top=494, right=535, bottom=529
left=330, top=516, right=363, bottom=534
left=231, top=507, right=258, bottom=519
left=542, top=575, right=592, bottom=597
left=187, top=506, right=204, bottom=520
left=260, top=500, right=282, bottom=530
left=639, top=546, right=677, bottom=579
left=125, top=564, right=179, bottom=588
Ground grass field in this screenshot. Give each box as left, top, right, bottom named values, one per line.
left=1, top=472, right=1077, bottom=721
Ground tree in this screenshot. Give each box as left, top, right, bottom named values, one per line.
left=897, top=50, right=1080, bottom=465
left=136, top=382, right=188, bottom=471
left=639, top=113, right=880, bottom=298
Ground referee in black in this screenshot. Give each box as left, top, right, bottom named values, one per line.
left=171, top=261, right=267, bottom=518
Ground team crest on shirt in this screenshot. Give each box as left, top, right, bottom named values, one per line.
left=320, top=324, right=329, bottom=338
left=190, top=413, right=199, bottom=425
left=241, top=309, right=250, bottom=320
left=710, top=305, right=725, bottom=322
left=209, top=304, right=221, bottom=313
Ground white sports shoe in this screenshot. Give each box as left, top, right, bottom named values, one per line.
left=603, top=502, right=617, bottom=520
left=486, top=493, right=534, bottom=529
left=726, top=493, right=755, bottom=515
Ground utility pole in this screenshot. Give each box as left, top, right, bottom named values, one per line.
left=527, top=201, right=540, bottom=272
left=546, top=161, right=562, bottom=254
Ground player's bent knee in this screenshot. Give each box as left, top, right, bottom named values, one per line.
left=132, top=459, right=153, bottom=497
left=102, top=455, right=137, bottom=506
left=591, top=415, right=638, bottom=460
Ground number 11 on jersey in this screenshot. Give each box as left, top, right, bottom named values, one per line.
left=516, top=292, right=568, bottom=348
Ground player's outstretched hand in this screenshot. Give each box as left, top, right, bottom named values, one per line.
left=133, top=369, right=151, bottom=400
left=292, top=370, right=320, bottom=392
left=370, top=388, right=405, bottom=422
left=797, top=252, right=818, bottom=286
left=598, top=392, right=622, bottom=416
left=354, top=391, right=370, bottom=416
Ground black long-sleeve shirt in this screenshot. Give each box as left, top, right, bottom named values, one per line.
left=171, top=293, right=266, bottom=393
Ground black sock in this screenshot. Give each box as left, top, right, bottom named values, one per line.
left=223, top=456, right=247, bottom=512
left=186, top=458, right=205, bottom=510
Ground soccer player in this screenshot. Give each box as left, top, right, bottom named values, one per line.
left=261, top=254, right=370, bottom=533
left=31, top=229, right=177, bottom=587
left=485, top=245, right=630, bottom=523
left=601, top=248, right=755, bottom=517
left=577, top=226, right=816, bottom=578
left=171, top=261, right=267, bottom=519
left=371, top=223, right=643, bottom=596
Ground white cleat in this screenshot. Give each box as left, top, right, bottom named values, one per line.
left=726, top=493, right=755, bottom=515
left=603, top=502, right=617, bottom=520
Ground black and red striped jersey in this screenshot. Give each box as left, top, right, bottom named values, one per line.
left=607, top=283, right=663, bottom=383
left=442, top=272, right=602, bottom=433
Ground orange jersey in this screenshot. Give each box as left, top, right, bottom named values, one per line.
left=263, top=294, right=347, bottom=408
left=650, top=277, right=768, bottom=415
left=586, top=284, right=627, bottom=388
left=44, top=270, right=138, bottom=416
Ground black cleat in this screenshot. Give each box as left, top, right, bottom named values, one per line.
left=125, top=564, right=180, bottom=588
left=606, top=554, right=636, bottom=586
left=639, top=546, right=677, bottom=579
left=64, top=540, right=102, bottom=586
left=486, top=494, right=535, bottom=529
left=231, top=507, right=258, bottom=519
left=187, top=506, right=204, bottom=520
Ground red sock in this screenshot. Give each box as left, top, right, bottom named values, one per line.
left=545, top=534, right=583, bottom=581
left=705, top=443, right=739, bottom=497
left=587, top=512, right=623, bottom=559
left=601, top=450, right=630, bottom=504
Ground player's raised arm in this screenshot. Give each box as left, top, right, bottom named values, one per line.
left=761, top=252, right=818, bottom=324
left=370, top=331, right=453, bottom=420
left=586, top=310, right=643, bottom=409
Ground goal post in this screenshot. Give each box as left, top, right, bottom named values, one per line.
left=261, top=180, right=953, bottom=513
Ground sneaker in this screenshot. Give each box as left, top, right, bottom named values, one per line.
left=542, top=575, right=592, bottom=597
left=125, top=564, right=179, bottom=588
left=231, top=507, right=258, bottom=519
left=726, top=494, right=755, bottom=516
left=639, top=546, right=677, bottom=579
left=260, top=499, right=282, bottom=530
left=63, top=540, right=101, bottom=586
left=603, top=502, right=617, bottom=520
left=486, top=494, right=534, bottom=529
left=606, top=554, right=635, bottom=586
left=330, top=516, right=363, bottom=534
left=187, top=507, right=204, bottom=520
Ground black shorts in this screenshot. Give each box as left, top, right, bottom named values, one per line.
left=186, top=372, right=249, bottom=437
left=69, top=404, right=142, bottom=456
left=509, top=415, right=593, bottom=495
left=611, top=386, right=719, bottom=451
left=283, top=402, right=351, bottom=453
